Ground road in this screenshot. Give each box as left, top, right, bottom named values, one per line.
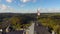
left=34, top=21, right=51, bottom=34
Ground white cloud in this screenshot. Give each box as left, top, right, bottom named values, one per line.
left=37, top=8, right=60, bottom=13
left=20, top=0, right=36, bottom=3
left=0, top=5, right=17, bottom=13
left=19, top=0, right=36, bottom=8
left=20, top=0, right=30, bottom=3
left=18, top=3, right=26, bottom=7
left=6, top=0, right=12, bottom=3
left=0, top=4, right=12, bottom=11
left=0, top=4, right=10, bottom=13
left=0, top=4, right=7, bottom=10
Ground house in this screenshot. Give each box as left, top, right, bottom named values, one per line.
left=5, top=23, right=35, bottom=34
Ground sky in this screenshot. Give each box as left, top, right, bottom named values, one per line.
left=0, top=0, right=60, bottom=13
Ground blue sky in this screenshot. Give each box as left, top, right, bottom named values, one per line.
left=0, top=0, right=60, bottom=13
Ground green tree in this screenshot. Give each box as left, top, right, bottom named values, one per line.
left=39, top=16, right=60, bottom=34
left=10, top=16, right=21, bottom=30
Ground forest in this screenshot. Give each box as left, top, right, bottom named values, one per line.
left=0, top=13, right=60, bottom=34
left=39, top=13, right=60, bottom=34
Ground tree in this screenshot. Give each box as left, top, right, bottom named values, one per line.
left=39, top=15, right=60, bottom=34
left=9, top=16, right=21, bottom=30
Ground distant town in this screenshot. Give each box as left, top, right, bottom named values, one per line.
left=0, top=10, right=60, bottom=34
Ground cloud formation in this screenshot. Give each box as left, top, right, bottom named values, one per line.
left=20, top=0, right=30, bottom=3
left=6, top=0, right=12, bottom=3
left=0, top=4, right=7, bottom=10
left=18, top=3, right=26, bottom=7
left=20, top=0, right=36, bottom=3
left=38, top=8, right=60, bottom=13
left=0, top=4, right=17, bottom=13
left=0, top=4, right=12, bottom=10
